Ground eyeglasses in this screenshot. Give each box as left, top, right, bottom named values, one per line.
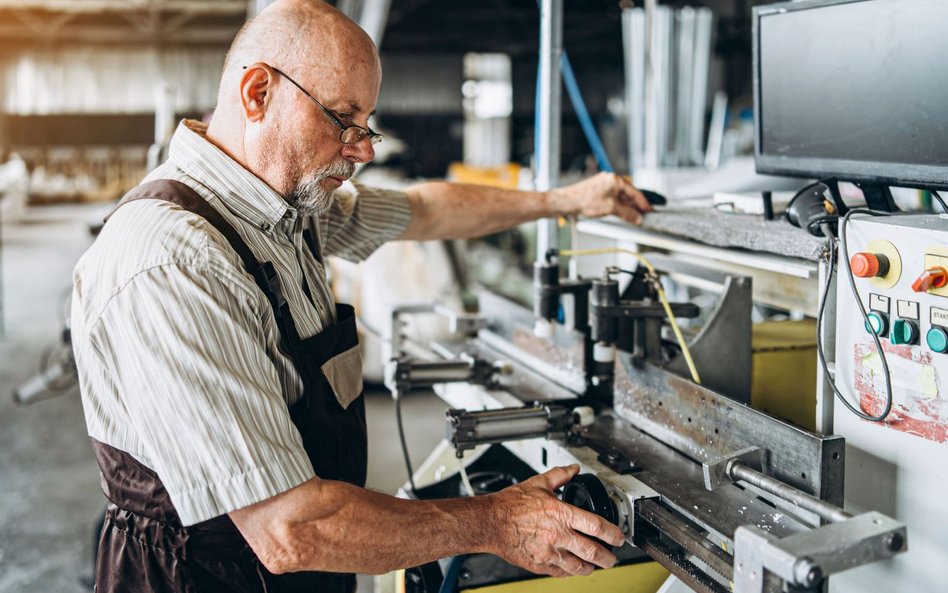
left=244, top=65, right=383, bottom=145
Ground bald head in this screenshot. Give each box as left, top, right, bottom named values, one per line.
left=205, top=0, right=381, bottom=214
left=220, top=0, right=379, bottom=104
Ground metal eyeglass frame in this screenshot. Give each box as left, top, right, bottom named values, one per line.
left=244, top=64, right=383, bottom=145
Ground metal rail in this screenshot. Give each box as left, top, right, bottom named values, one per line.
left=636, top=499, right=734, bottom=580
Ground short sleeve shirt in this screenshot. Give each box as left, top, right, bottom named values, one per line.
left=72, top=119, right=411, bottom=525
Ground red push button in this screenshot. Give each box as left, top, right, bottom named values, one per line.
left=912, top=267, right=948, bottom=292
left=850, top=252, right=889, bottom=278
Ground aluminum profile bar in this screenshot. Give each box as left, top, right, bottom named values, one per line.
left=535, top=0, right=563, bottom=264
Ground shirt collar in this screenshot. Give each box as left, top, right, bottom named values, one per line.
left=168, top=119, right=294, bottom=231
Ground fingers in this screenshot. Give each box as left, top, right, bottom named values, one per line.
left=548, top=549, right=596, bottom=577
left=615, top=200, right=644, bottom=226
left=614, top=174, right=653, bottom=213
left=567, top=506, right=626, bottom=548
left=540, top=464, right=581, bottom=490
left=562, top=530, right=618, bottom=570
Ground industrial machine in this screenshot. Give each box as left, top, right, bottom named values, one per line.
left=385, top=255, right=906, bottom=593
left=376, top=1, right=948, bottom=591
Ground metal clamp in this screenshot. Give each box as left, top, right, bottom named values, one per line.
left=733, top=511, right=907, bottom=593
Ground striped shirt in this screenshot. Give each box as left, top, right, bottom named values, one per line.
left=72, top=119, right=411, bottom=525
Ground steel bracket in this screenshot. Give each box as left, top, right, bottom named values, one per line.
left=702, top=446, right=762, bottom=491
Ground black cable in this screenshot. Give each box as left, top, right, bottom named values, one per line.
left=932, top=190, right=948, bottom=213
left=393, top=389, right=419, bottom=497
left=815, top=209, right=894, bottom=422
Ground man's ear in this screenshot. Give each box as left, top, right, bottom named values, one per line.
left=240, top=63, right=276, bottom=122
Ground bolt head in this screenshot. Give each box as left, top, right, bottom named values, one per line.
left=885, top=532, right=905, bottom=552
left=806, top=566, right=823, bottom=585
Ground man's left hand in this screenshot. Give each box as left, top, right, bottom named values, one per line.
left=551, top=172, right=653, bottom=225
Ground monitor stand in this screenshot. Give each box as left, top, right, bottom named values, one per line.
left=823, top=179, right=901, bottom=213
left=854, top=182, right=900, bottom=212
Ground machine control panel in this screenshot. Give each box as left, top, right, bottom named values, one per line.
left=834, top=213, right=948, bottom=593
left=837, top=214, right=948, bottom=440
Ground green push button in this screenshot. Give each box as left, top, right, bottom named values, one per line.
left=865, top=312, right=888, bottom=337
left=890, top=319, right=919, bottom=345
left=928, top=327, right=948, bottom=353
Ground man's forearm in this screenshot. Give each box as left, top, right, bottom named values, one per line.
left=231, top=477, right=497, bottom=575
left=398, top=173, right=652, bottom=241
left=399, top=181, right=575, bottom=241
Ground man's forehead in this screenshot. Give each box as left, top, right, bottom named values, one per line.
left=306, top=64, right=380, bottom=115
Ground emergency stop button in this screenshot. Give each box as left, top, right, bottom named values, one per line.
left=850, top=252, right=890, bottom=278
left=912, top=267, right=948, bottom=293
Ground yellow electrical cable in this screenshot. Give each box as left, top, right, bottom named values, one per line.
left=558, top=247, right=702, bottom=385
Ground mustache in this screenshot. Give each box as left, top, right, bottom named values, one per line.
left=320, top=160, right=355, bottom=180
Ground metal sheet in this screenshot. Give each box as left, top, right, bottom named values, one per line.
left=613, top=359, right=845, bottom=505
left=583, top=414, right=809, bottom=542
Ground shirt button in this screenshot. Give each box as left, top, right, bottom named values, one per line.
left=260, top=222, right=272, bottom=232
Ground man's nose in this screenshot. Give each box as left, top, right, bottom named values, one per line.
left=341, top=138, right=375, bottom=164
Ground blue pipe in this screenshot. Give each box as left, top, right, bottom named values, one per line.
left=533, top=15, right=614, bottom=174
left=560, top=53, right=614, bottom=173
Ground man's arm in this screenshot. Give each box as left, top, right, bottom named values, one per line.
left=399, top=172, right=653, bottom=241
left=230, top=464, right=624, bottom=577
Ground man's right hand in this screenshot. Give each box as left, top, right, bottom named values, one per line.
left=485, top=464, right=626, bottom=577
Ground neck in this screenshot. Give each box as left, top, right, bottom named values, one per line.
left=205, top=114, right=249, bottom=171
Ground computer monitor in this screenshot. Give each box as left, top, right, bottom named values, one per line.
left=753, top=0, right=948, bottom=196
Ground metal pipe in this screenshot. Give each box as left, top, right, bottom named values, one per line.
left=729, top=462, right=852, bottom=524
left=401, top=361, right=473, bottom=384
left=474, top=417, right=551, bottom=440
left=535, top=0, right=563, bottom=264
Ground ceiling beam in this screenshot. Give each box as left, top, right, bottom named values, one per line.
left=0, top=23, right=239, bottom=45
left=0, top=0, right=247, bottom=15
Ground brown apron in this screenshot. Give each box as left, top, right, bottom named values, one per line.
left=91, top=180, right=368, bottom=593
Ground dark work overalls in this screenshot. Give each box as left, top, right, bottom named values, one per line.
left=91, top=179, right=367, bottom=593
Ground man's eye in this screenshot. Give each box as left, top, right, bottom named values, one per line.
left=337, top=113, right=353, bottom=122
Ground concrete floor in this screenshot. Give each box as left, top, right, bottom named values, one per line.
left=0, top=203, right=447, bottom=592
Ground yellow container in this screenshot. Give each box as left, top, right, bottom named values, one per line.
left=463, top=561, right=668, bottom=593
left=446, top=162, right=522, bottom=189
left=751, top=320, right=818, bottom=431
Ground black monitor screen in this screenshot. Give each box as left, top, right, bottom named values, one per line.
left=756, top=0, right=948, bottom=188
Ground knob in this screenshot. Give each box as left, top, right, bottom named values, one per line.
left=561, top=473, right=619, bottom=528
left=890, top=319, right=919, bottom=345
left=912, top=267, right=948, bottom=293
left=850, top=252, right=890, bottom=278
left=927, top=327, right=948, bottom=353
left=865, top=312, right=888, bottom=337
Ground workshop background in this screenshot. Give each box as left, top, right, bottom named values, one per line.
left=0, top=1, right=752, bottom=590
left=1, top=1, right=942, bottom=593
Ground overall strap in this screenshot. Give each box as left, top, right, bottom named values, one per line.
left=106, top=179, right=301, bottom=344
left=107, top=180, right=259, bottom=275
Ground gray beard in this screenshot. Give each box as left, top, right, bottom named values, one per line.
left=289, top=160, right=355, bottom=216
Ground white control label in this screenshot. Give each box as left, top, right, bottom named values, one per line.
left=869, top=293, right=891, bottom=313
left=931, top=307, right=948, bottom=328
left=897, top=300, right=920, bottom=320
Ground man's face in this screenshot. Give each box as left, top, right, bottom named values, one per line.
left=262, top=55, right=381, bottom=216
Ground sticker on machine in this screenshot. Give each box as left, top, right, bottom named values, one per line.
left=852, top=340, right=947, bottom=443
left=932, top=307, right=948, bottom=328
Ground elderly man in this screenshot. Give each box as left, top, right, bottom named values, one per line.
left=72, top=1, right=651, bottom=591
